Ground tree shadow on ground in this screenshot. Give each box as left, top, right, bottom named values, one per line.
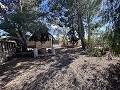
left=0, top=47, right=87, bottom=89
left=0, top=56, right=45, bottom=87
left=106, top=62, right=120, bottom=90
left=55, top=47, right=86, bottom=55
left=23, top=48, right=86, bottom=90
left=53, top=53, right=78, bottom=69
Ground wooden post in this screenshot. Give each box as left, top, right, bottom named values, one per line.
left=8, top=42, right=10, bottom=51
left=2, top=41, right=4, bottom=52
left=51, top=37, right=55, bottom=55
left=33, top=48, right=38, bottom=57
left=0, top=41, right=2, bottom=52
left=4, top=42, right=7, bottom=51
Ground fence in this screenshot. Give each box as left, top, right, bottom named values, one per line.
left=0, top=41, right=17, bottom=63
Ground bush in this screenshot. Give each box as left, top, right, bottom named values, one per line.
left=87, top=47, right=102, bottom=57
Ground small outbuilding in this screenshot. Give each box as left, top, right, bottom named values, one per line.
left=27, top=32, right=55, bottom=57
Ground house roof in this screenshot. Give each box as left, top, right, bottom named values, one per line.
left=29, top=32, right=55, bottom=42
left=0, top=36, right=21, bottom=42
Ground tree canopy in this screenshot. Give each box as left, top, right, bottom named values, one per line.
left=0, top=0, right=48, bottom=51
left=0, top=0, right=120, bottom=54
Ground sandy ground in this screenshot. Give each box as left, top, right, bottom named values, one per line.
left=0, top=47, right=120, bottom=90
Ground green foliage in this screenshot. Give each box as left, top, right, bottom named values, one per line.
left=87, top=47, right=102, bottom=57
left=107, top=30, right=120, bottom=55
left=0, top=0, right=46, bottom=37
left=85, top=38, right=95, bottom=47
left=0, top=0, right=47, bottom=51
left=62, top=0, right=74, bottom=8
left=29, top=22, right=49, bottom=44
left=28, top=21, right=49, bottom=34
left=67, top=29, right=79, bottom=45
left=0, top=12, right=36, bottom=36
left=86, top=38, right=102, bottom=57
left=104, top=0, right=120, bottom=55
left=48, top=0, right=102, bottom=50
left=86, top=35, right=106, bottom=57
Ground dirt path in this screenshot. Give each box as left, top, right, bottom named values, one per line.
left=0, top=48, right=120, bottom=90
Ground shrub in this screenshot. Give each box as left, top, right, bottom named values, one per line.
left=87, top=47, right=102, bottom=57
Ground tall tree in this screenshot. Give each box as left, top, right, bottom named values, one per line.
left=0, top=0, right=45, bottom=51
left=40, top=0, right=86, bottom=49
left=105, top=0, right=120, bottom=54
left=45, top=0, right=101, bottom=50
left=84, top=0, right=101, bottom=46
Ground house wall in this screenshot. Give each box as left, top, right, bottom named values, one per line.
left=27, top=41, right=35, bottom=46
left=42, top=41, right=52, bottom=48
left=27, top=40, right=52, bottom=48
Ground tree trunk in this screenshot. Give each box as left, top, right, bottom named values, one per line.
left=87, top=11, right=91, bottom=47
left=21, top=41, right=27, bottom=52
left=16, top=29, right=27, bottom=52
left=77, top=13, right=86, bottom=50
